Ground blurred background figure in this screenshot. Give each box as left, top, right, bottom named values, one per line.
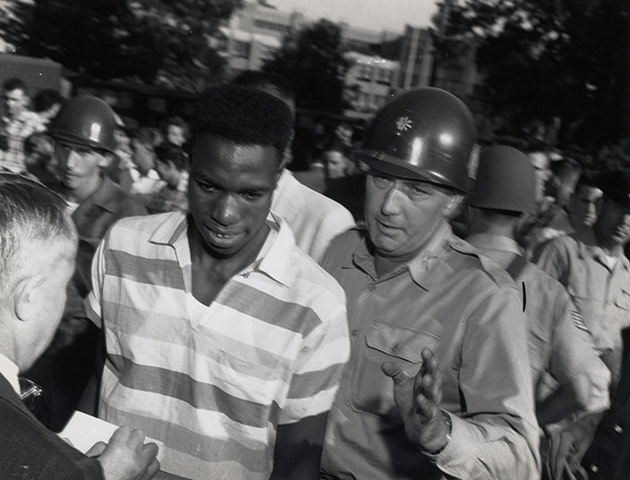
left=567, top=174, right=603, bottom=233
left=23, top=131, right=58, bottom=187
left=0, top=77, right=46, bottom=174
left=322, top=147, right=352, bottom=180
left=162, top=115, right=189, bottom=149
left=146, top=143, right=189, bottom=214
left=128, top=127, right=164, bottom=203
left=32, top=88, right=64, bottom=127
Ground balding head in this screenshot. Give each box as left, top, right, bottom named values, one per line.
left=0, top=174, right=78, bottom=370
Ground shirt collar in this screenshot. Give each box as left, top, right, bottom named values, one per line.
left=467, top=233, right=523, bottom=255
left=0, top=352, right=20, bottom=395
left=149, top=211, right=297, bottom=287
left=574, top=228, right=630, bottom=272
left=349, top=222, right=453, bottom=289
left=77, top=176, right=120, bottom=214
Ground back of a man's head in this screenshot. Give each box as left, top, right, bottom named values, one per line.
left=0, top=174, right=74, bottom=296
left=191, top=84, right=294, bottom=158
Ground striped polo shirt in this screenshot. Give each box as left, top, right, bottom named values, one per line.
left=86, top=211, right=349, bottom=479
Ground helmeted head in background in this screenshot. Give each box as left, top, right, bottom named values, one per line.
left=468, top=145, right=537, bottom=215
left=356, top=87, right=478, bottom=193
left=47, top=96, right=117, bottom=197
left=48, top=96, right=117, bottom=154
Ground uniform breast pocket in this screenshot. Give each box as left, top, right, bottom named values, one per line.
left=351, top=320, right=441, bottom=419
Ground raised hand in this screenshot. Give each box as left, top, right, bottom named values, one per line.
left=381, top=347, right=449, bottom=454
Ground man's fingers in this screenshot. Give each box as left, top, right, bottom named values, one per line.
left=85, top=441, right=107, bottom=458
left=381, top=361, right=409, bottom=384
left=415, top=393, right=439, bottom=420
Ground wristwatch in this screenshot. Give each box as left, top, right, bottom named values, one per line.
left=419, top=410, right=452, bottom=456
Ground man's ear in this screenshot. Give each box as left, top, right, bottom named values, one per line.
left=97, top=152, right=113, bottom=169
left=444, top=194, right=465, bottom=219
left=14, top=275, right=44, bottom=324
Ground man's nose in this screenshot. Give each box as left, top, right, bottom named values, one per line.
left=211, top=193, right=239, bottom=225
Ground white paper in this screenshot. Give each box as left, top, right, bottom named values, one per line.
left=59, top=411, right=165, bottom=463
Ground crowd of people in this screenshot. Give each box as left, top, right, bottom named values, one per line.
left=0, top=71, right=629, bottom=480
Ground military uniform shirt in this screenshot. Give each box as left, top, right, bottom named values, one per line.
left=319, top=226, right=540, bottom=480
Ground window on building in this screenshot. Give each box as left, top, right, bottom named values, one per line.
left=253, top=19, right=288, bottom=34
left=232, top=40, right=251, bottom=58
left=377, top=68, right=392, bottom=84
left=358, top=66, right=372, bottom=81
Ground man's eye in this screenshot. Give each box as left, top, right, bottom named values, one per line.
left=197, top=181, right=218, bottom=193
left=241, top=192, right=262, bottom=201
left=372, top=175, right=392, bottom=187
left=410, top=185, right=428, bottom=196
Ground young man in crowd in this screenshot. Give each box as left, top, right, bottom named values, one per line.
left=0, top=174, right=159, bottom=480
left=231, top=70, right=355, bottom=263
left=26, top=95, right=146, bottom=430
left=0, top=77, right=46, bottom=173
left=535, top=171, right=630, bottom=478
left=319, top=88, right=540, bottom=479
left=86, top=85, right=350, bottom=479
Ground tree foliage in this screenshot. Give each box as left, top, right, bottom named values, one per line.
left=435, top=0, right=629, bottom=146
left=0, top=0, right=243, bottom=91
left=262, top=19, right=350, bottom=114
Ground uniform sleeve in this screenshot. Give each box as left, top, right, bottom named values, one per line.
left=549, top=289, right=611, bottom=413
left=533, top=240, right=568, bottom=284
left=279, top=303, right=350, bottom=424
left=433, top=288, right=541, bottom=479
left=84, top=235, right=108, bottom=329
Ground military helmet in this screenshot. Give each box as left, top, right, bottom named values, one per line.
left=467, top=145, right=536, bottom=214
left=48, top=96, right=117, bottom=153
left=356, top=87, right=478, bottom=193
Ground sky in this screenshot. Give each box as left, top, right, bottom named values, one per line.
left=265, top=0, right=440, bottom=33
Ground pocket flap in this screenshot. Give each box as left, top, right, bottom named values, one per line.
left=365, top=322, right=441, bottom=363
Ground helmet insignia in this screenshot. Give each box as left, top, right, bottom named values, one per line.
left=395, top=116, right=413, bottom=135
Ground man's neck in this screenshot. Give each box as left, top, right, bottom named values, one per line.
left=187, top=221, right=271, bottom=305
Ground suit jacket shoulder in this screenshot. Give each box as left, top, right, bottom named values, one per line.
left=0, top=375, right=104, bottom=480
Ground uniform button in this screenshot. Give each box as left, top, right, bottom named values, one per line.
left=368, top=284, right=375, bottom=292
left=351, top=329, right=359, bottom=337
left=392, top=343, right=400, bottom=353
left=242, top=272, right=250, bottom=278
left=614, top=424, right=624, bottom=434
left=589, top=464, right=599, bottom=473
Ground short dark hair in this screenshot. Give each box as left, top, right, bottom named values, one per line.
left=191, top=84, right=293, bottom=155
left=231, top=70, right=295, bottom=106
left=0, top=174, right=73, bottom=283
left=576, top=172, right=599, bottom=190
left=551, top=157, right=582, bottom=181
left=3, top=77, right=27, bottom=93
left=155, top=143, right=188, bottom=171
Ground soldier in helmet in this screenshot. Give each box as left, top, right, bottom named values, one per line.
left=319, top=89, right=540, bottom=479
left=464, top=146, right=610, bottom=470
left=25, top=96, right=146, bottom=431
